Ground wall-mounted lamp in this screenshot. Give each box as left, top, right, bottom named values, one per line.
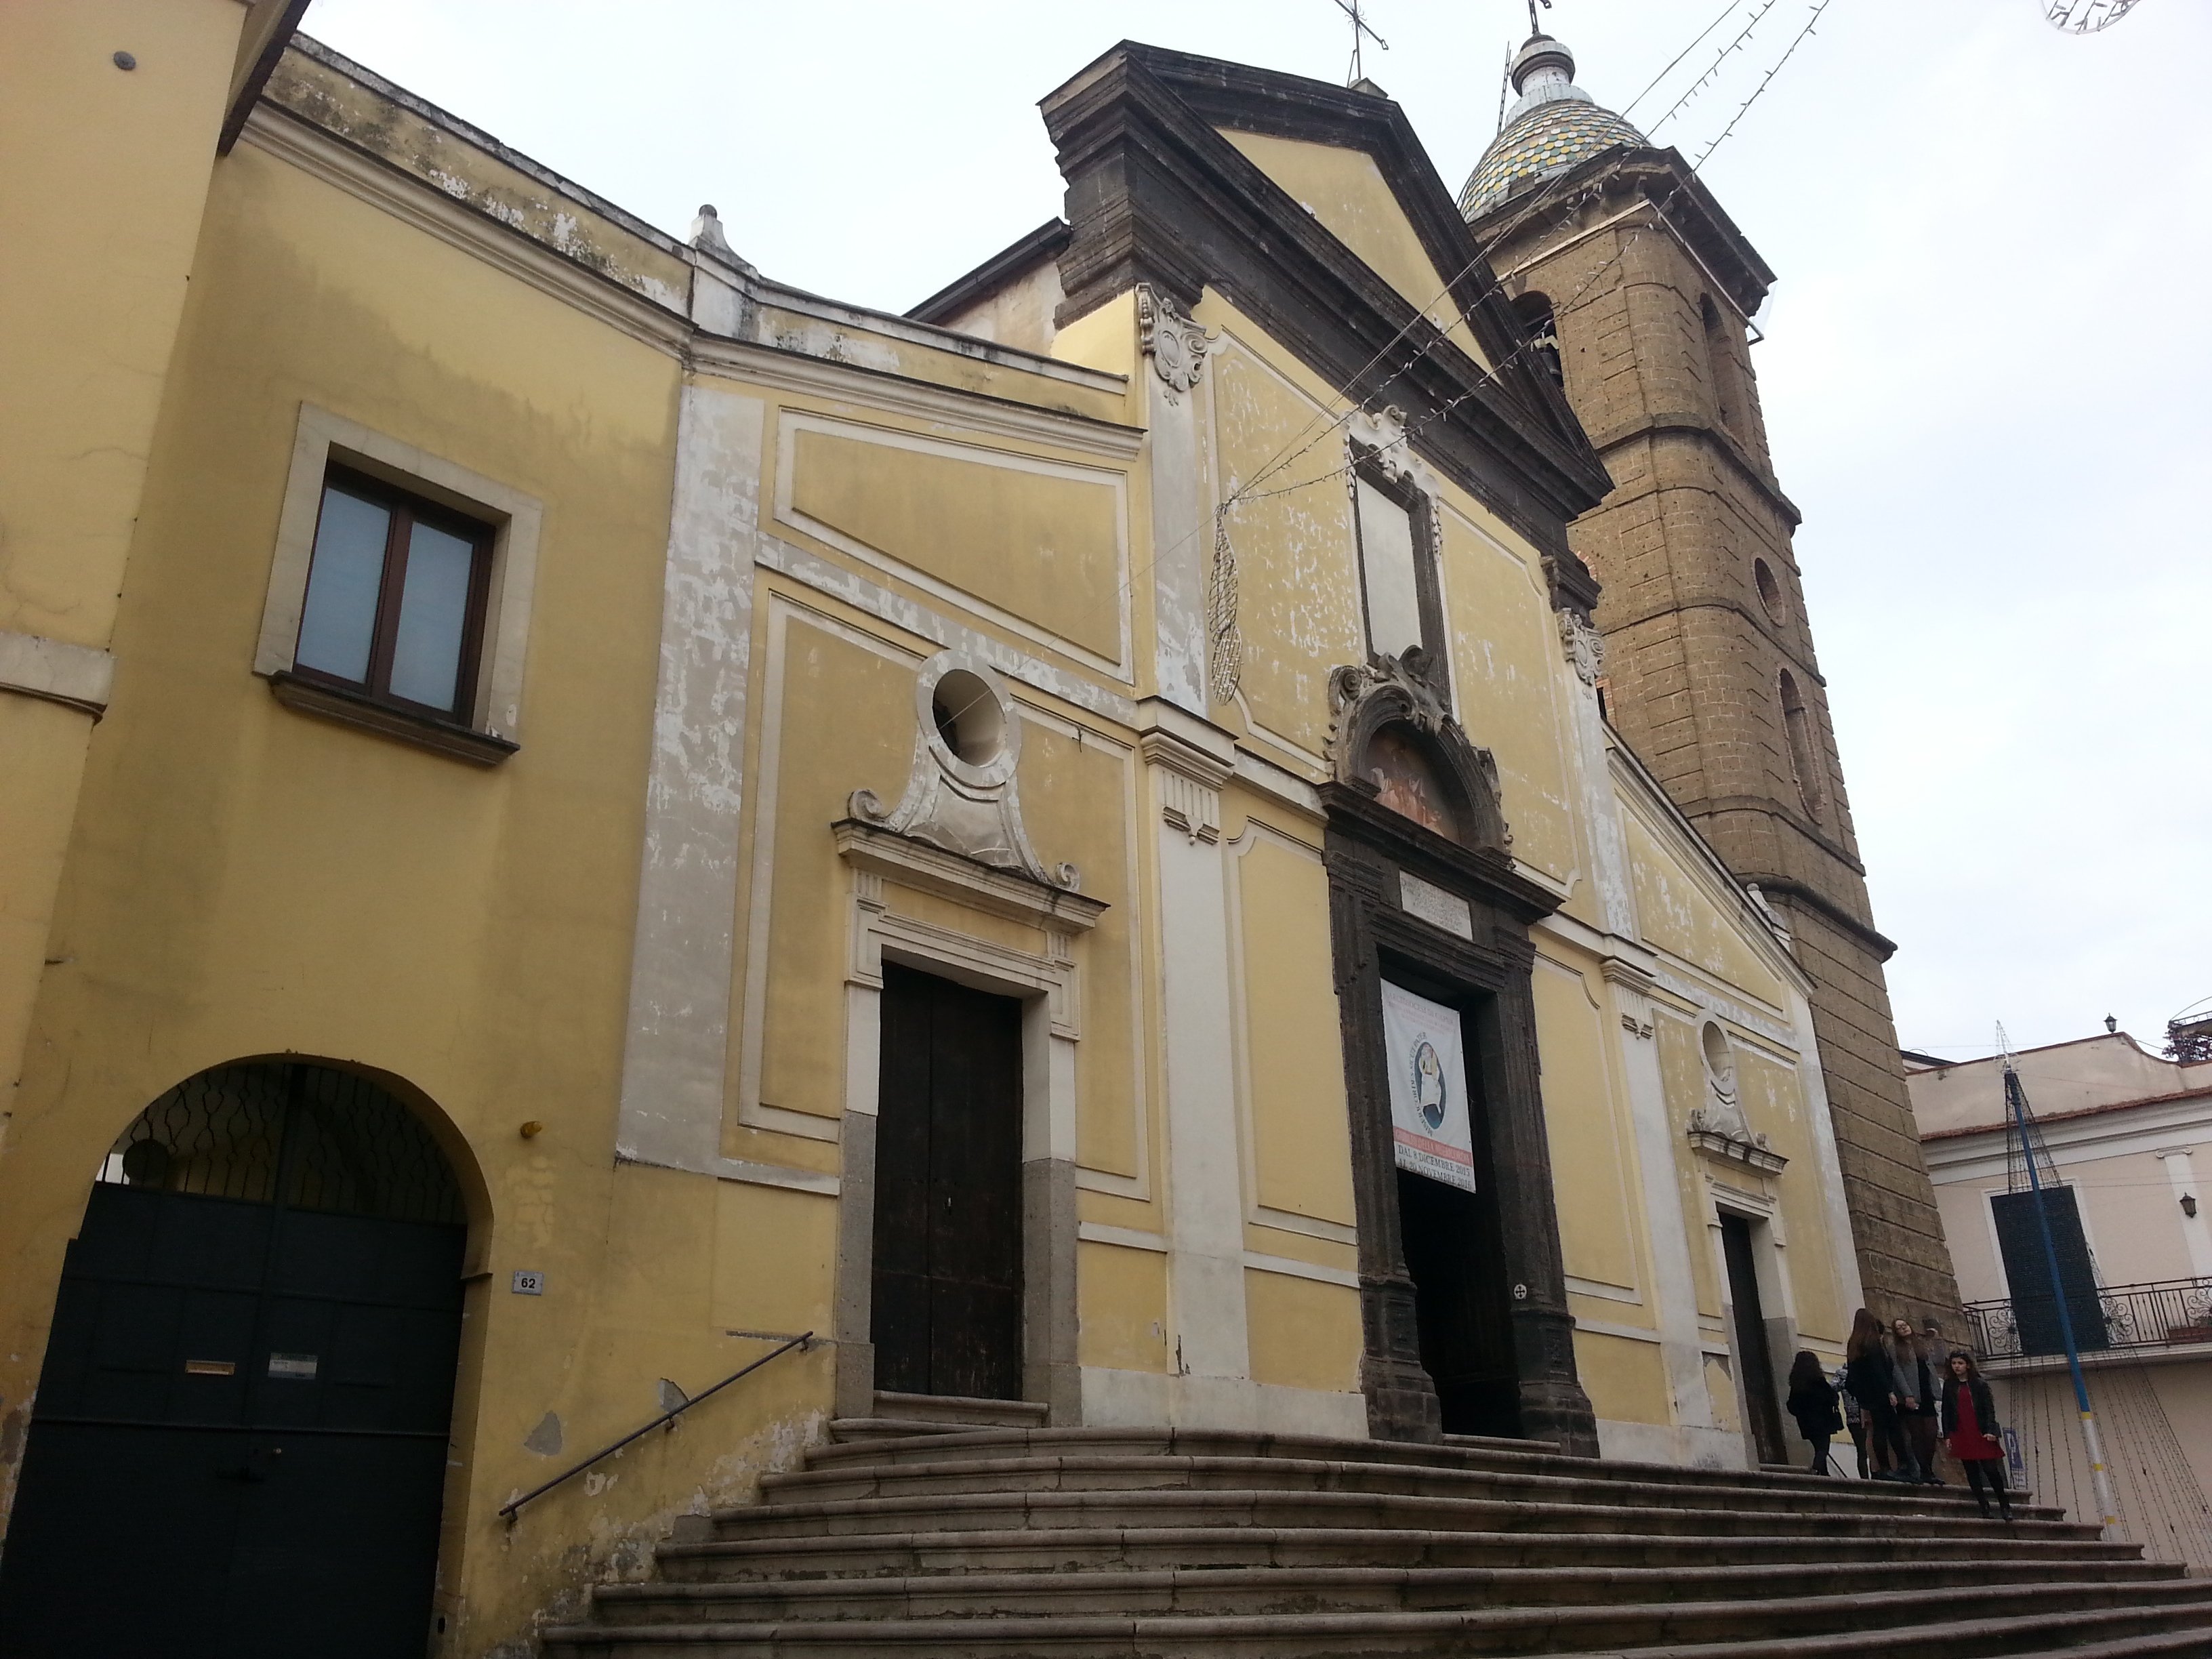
left=2184, top=1194, right=2199, bottom=1219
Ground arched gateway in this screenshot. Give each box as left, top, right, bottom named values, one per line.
left=0, top=1062, right=470, bottom=1658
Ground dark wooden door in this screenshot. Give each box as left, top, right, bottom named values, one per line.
left=872, top=965, right=1025, bottom=1399
left=1721, top=1212, right=1788, bottom=1465
left=0, top=1065, right=466, bottom=1659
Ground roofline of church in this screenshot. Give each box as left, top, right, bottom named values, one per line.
left=908, top=218, right=1070, bottom=325
left=1038, top=40, right=1616, bottom=591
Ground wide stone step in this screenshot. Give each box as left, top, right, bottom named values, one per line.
left=588, top=1557, right=2185, bottom=1624
left=709, top=1484, right=2095, bottom=1545
left=655, top=1521, right=2150, bottom=1584
left=872, top=1392, right=1051, bottom=1428
left=540, top=1580, right=2212, bottom=1656
left=764, top=1451, right=2045, bottom=1523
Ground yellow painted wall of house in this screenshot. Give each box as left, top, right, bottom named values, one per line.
left=1080, top=1242, right=1170, bottom=1373
left=1533, top=954, right=1652, bottom=1319
left=0, top=0, right=252, bottom=1288
left=1246, top=1270, right=1363, bottom=1394
left=0, top=122, right=707, bottom=1648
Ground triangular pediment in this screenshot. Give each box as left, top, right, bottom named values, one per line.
left=1214, top=128, right=1492, bottom=371
left=1040, top=43, right=1612, bottom=584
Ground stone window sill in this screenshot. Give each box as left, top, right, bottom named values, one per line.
left=268, top=671, right=519, bottom=767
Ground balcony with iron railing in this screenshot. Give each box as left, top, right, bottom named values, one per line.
left=1965, top=1277, right=2212, bottom=1370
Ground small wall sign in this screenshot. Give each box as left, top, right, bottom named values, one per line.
left=184, top=1359, right=236, bottom=1377
left=267, top=1353, right=318, bottom=1380
left=511, top=1270, right=545, bottom=1295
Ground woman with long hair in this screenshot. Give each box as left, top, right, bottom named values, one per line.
left=1940, top=1349, right=2012, bottom=1519
left=1784, top=1350, right=1844, bottom=1475
left=1844, top=1307, right=1919, bottom=1481
left=1891, top=1315, right=1944, bottom=1485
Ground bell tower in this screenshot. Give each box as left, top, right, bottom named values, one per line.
left=1461, top=34, right=1960, bottom=1322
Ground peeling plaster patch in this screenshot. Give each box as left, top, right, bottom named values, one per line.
left=523, top=1411, right=563, bottom=1456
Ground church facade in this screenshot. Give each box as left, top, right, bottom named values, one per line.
left=0, top=17, right=1875, bottom=1654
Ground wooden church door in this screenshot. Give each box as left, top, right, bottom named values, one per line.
left=870, top=964, right=1025, bottom=1399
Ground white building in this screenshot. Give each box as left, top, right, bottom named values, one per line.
left=1911, top=1027, right=2212, bottom=1566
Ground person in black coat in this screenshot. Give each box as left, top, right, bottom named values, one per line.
left=1785, top=1350, right=1845, bottom=1475
left=1844, top=1307, right=1920, bottom=1481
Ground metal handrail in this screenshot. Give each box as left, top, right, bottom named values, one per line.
left=1965, top=1278, right=2212, bottom=1361
left=499, top=1331, right=815, bottom=1522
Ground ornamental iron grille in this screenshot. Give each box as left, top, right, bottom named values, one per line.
left=1967, top=1277, right=2212, bottom=1361
left=100, top=1061, right=464, bottom=1226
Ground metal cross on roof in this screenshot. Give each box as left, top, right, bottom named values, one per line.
left=1332, top=0, right=1389, bottom=85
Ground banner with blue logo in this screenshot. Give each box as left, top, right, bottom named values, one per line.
left=1381, top=981, right=1475, bottom=1192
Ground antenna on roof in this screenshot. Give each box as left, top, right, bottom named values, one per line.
left=1496, top=40, right=1514, bottom=133
left=1332, top=0, right=1389, bottom=87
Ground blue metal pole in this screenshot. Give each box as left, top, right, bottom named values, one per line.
left=2005, top=1061, right=2116, bottom=1530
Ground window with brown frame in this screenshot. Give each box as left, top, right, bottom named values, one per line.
left=291, top=466, right=495, bottom=726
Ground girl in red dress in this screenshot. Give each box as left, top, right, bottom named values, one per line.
left=1941, top=1349, right=2012, bottom=1520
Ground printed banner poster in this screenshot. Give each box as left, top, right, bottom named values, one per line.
left=1380, top=981, right=1475, bottom=1192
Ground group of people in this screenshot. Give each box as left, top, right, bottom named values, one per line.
left=1782, top=1308, right=2014, bottom=1519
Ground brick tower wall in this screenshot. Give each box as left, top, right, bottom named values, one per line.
left=1493, top=189, right=1960, bottom=1324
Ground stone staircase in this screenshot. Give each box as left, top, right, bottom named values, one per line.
left=542, top=1414, right=2212, bottom=1657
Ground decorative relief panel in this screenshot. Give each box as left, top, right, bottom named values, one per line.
left=848, top=650, right=1082, bottom=891
left=1137, top=283, right=1210, bottom=398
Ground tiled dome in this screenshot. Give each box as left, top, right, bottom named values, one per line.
left=1458, top=36, right=1643, bottom=220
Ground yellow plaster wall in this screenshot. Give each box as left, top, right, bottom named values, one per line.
left=1738, top=1046, right=1848, bottom=1347
left=1233, top=825, right=1356, bottom=1228
left=1245, top=1270, right=1362, bottom=1394
left=1210, top=338, right=1364, bottom=761
left=1439, top=506, right=1580, bottom=888
left=754, top=613, right=912, bottom=1124
left=785, top=426, right=1126, bottom=663
left=1079, top=1243, right=1170, bottom=1374
left=1532, top=956, right=1647, bottom=1306
left=1015, top=722, right=1145, bottom=1183
left=1574, top=1330, right=1672, bottom=1427
left=1624, top=813, right=1787, bottom=1006
left=0, top=131, right=697, bottom=1647
left=1216, top=129, right=1491, bottom=371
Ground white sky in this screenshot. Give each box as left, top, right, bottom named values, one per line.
left=300, top=1, right=2211, bottom=1063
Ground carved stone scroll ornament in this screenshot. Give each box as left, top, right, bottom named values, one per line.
left=846, top=651, right=1081, bottom=892
left=1206, top=504, right=1243, bottom=705
left=1326, top=653, right=1511, bottom=855
left=1136, top=283, right=1210, bottom=398
left=1558, top=609, right=1605, bottom=687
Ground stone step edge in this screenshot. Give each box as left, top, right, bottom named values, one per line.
left=541, top=1585, right=2212, bottom=1648
left=599, top=1557, right=2184, bottom=1606
left=659, top=1520, right=2148, bottom=1568
left=708, top=1484, right=2096, bottom=1538
left=872, top=1393, right=1050, bottom=1426
left=803, top=1422, right=1977, bottom=1504
left=1549, top=1598, right=2212, bottom=1659
left=763, top=1451, right=2062, bottom=1519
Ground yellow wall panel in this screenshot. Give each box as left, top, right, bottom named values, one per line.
left=1236, top=830, right=1355, bottom=1227
left=713, top=1181, right=838, bottom=1338
left=757, top=617, right=914, bottom=1121
left=1574, top=1331, right=1671, bottom=1426
left=787, top=426, right=1124, bottom=663
left=1079, top=1242, right=1168, bottom=1372
left=1244, top=1270, right=1361, bottom=1394
left=1532, top=958, right=1643, bottom=1295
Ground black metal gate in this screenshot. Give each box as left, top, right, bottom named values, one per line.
left=0, top=1063, right=467, bottom=1658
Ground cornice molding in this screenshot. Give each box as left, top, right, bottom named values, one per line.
left=242, top=106, right=1144, bottom=465
left=1601, top=596, right=1828, bottom=689
left=241, top=104, right=689, bottom=355
left=0, top=630, right=112, bottom=718
left=1587, top=413, right=1802, bottom=529
left=833, top=820, right=1107, bottom=933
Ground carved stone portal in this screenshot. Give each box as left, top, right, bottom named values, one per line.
left=1327, top=653, right=1511, bottom=856
left=848, top=651, right=1080, bottom=892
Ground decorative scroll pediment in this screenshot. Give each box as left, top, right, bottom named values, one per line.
left=846, top=651, right=1081, bottom=893
left=1326, top=653, right=1511, bottom=855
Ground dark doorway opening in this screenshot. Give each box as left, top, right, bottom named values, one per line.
left=872, top=964, right=1025, bottom=1399
left=1396, top=1166, right=1521, bottom=1437
left=1720, top=1212, right=1788, bottom=1465
left=0, top=1062, right=468, bottom=1659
